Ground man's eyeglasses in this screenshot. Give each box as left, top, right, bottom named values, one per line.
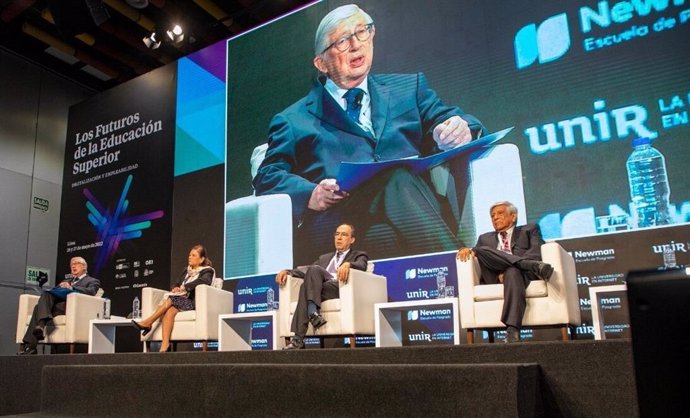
left=322, top=23, right=374, bottom=54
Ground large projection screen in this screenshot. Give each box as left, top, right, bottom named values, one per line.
left=224, top=0, right=690, bottom=277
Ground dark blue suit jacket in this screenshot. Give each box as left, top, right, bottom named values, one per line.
left=69, top=274, right=101, bottom=296
left=288, top=249, right=369, bottom=278
left=253, top=73, right=484, bottom=223
left=476, top=224, right=544, bottom=261
left=475, top=223, right=545, bottom=282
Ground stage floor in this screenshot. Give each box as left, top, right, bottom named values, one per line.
left=1, top=339, right=637, bottom=417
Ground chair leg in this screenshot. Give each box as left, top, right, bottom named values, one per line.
left=488, top=331, right=495, bottom=343
left=466, top=330, right=474, bottom=344
left=172, top=342, right=178, bottom=352
left=560, top=326, right=569, bottom=341
left=69, top=343, right=76, bottom=354
left=570, top=325, right=577, bottom=340
left=349, top=335, right=356, bottom=349
left=202, top=340, right=208, bottom=352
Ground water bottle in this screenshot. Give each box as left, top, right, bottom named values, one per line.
left=436, top=271, right=446, bottom=299
left=663, top=246, right=677, bottom=269
left=132, top=296, right=140, bottom=319
left=103, top=298, right=111, bottom=320
left=626, top=137, right=672, bottom=228
left=266, top=288, right=274, bottom=311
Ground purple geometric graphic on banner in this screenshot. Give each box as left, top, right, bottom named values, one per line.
left=187, top=39, right=226, bottom=82
left=83, top=174, right=164, bottom=275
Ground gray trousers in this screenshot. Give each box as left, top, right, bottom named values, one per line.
left=22, top=292, right=65, bottom=348
left=290, top=265, right=339, bottom=339
left=472, top=246, right=540, bottom=328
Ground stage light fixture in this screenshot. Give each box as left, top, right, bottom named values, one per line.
left=166, top=24, right=184, bottom=43
left=142, top=31, right=161, bottom=49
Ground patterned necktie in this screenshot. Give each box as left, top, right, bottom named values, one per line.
left=500, top=231, right=511, bottom=253
left=343, top=88, right=364, bottom=122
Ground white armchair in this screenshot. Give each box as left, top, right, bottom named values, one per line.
left=140, top=278, right=233, bottom=351
left=278, top=266, right=387, bottom=348
left=457, top=242, right=581, bottom=343
left=16, top=291, right=105, bottom=353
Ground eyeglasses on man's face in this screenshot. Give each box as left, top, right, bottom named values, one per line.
left=323, top=23, right=374, bottom=54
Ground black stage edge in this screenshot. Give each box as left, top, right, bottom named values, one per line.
left=1, top=340, right=636, bottom=417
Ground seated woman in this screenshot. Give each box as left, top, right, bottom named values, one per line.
left=132, top=244, right=214, bottom=352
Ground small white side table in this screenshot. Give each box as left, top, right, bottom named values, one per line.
left=88, top=316, right=137, bottom=353
left=589, top=284, right=627, bottom=340
left=375, top=298, right=460, bottom=347
left=218, top=311, right=283, bottom=351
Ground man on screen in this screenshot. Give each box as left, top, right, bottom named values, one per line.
left=276, top=223, right=369, bottom=350
left=253, top=3, right=484, bottom=264
left=456, top=201, right=553, bottom=343
left=18, top=256, right=101, bottom=355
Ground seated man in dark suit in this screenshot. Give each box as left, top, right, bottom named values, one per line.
left=276, top=223, right=369, bottom=350
left=456, top=201, right=553, bottom=343
left=18, top=256, right=101, bottom=355
left=253, top=4, right=485, bottom=264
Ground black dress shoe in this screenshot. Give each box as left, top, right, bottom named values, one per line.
left=32, top=325, right=46, bottom=341
left=18, top=346, right=38, bottom=355
left=309, top=312, right=327, bottom=330
left=536, top=262, right=554, bottom=281
left=283, top=337, right=305, bottom=350
left=131, top=320, right=152, bottom=336
left=503, top=327, right=521, bottom=343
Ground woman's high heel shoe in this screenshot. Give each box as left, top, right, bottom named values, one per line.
left=131, top=320, right=151, bottom=336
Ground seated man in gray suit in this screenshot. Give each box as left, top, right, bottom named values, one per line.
left=456, top=201, right=553, bottom=343
left=18, top=256, right=101, bottom=355
left=275, top=223, right=368, bottom=350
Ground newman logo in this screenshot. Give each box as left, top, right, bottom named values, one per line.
left=514, top=13, right=571, bottom=69
left=237, top=303, right=246, bottom=313
left=407, top=310, right=419, bottom=321
left=405, top=268, right=417, bottom=280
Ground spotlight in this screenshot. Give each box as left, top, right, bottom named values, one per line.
left=142, top=31, right=161, bottom=49
left=166, top=24, right=184, bottom=43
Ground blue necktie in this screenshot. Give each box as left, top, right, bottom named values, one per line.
left=343, top=88, right=364, bottom=122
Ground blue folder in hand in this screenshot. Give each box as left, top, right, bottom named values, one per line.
left=45, top=287, right=76, bottom=300
left=336, top=126, right=514, bottom=192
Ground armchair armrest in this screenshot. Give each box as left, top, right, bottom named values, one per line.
left=225, top=194, right=293, bottom=277
left=338, top=270, right=387, bottom=334
left=541, top=242, right=574, bottom=292
left=64, top=292, right=105, bottom=342
left=193, top=284, right=234, bottom=339
left=541, top=242, right=581, bottom=324
left=278, top=275, right=304, bottom=337
left=16, top=294, right=39, bottom=343
left=457, top=257, right=481, bottom=329
left=141, top=287, right=167, bottom=318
